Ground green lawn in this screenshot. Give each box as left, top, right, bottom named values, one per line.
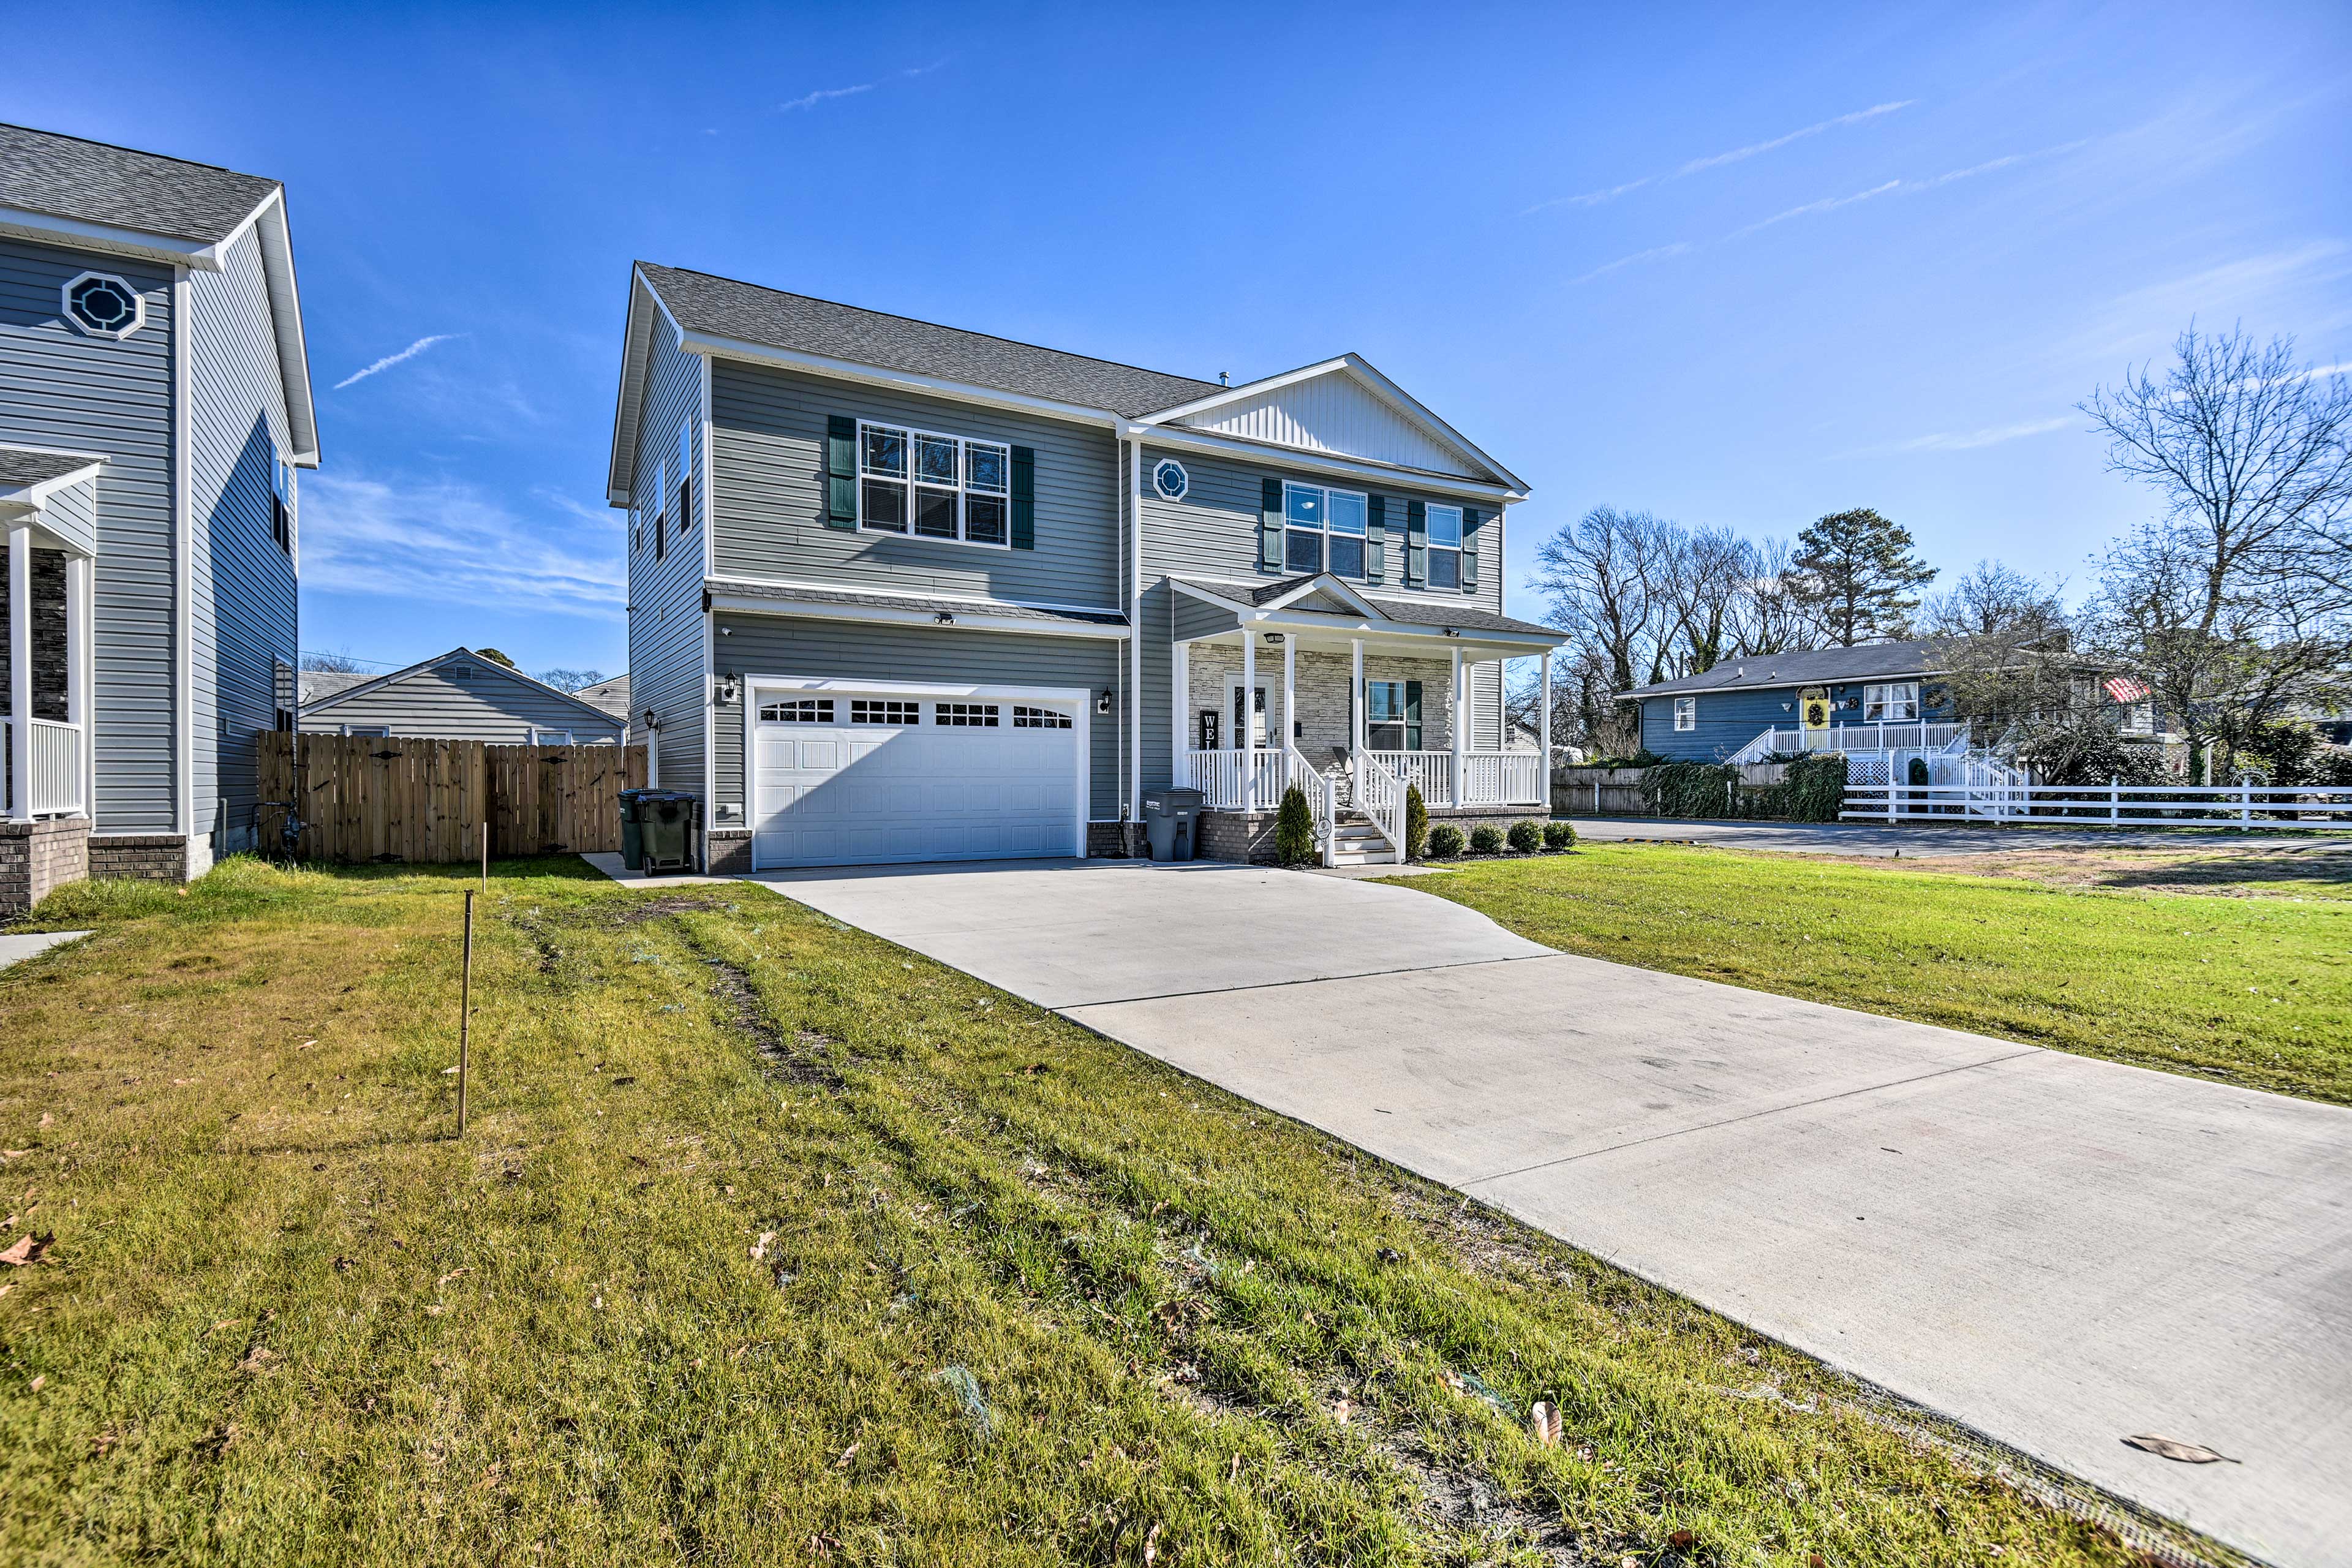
left=0, top=858, right=2192, bottom=1565
left=1396, top=842, right=2352, bottom=1106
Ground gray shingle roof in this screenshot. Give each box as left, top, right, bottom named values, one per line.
left=574, top=674, right=630, bottom=717
left=707, top=578, right=1127, bottom=629
left=1621, top=640, right=1948, bottom=699
left=296, top=669, right=374, bottom=705
left=639, top=264, right=1223, bottom=418
left=0, top=124, right=280, bottom=244
left=0, top=447, right=103, bottom=486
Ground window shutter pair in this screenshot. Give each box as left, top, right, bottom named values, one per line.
left=1462, top=508, right=1482, bottom=591
left=1366, top=494, right=1386, bottom=582
left=1259, top=477, right=1283, bottom=571
left=824, top=415, right=857, bottom=529
left=1404, top=499, right=1427, bottom=587
left=1010, top=445, right=1035, bottom=550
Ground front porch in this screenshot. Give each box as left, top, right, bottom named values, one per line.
left=1166, top=575, right=1564, bottom=865
left=1, top=451, right=99, bottom=914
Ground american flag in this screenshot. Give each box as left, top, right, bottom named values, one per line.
left=2104, top=675, right=2151, bottom=704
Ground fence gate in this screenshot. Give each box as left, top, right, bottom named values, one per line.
left=257, top=734, right=648, bottom=862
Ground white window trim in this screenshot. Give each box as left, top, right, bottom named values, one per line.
left=530, top=728, right=576, bottom=745
left=1673, top=696, right=1697, bottom=732
left=742, top=676, right=1090, bottom=863
left=1424, top=503, right=1464, bottom=591
left=856, top=418, right=1014, bottom=551
left=1281, top=479, right=1370, bottom=581
left=1863, top=682, right=1920, bottom=722
left=1152, top=458, right=1189, bottom=501
left=61, top=270, right=146, bottom=339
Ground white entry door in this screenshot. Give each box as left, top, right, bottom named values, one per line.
left=751, top=688, right=1082, bottom=869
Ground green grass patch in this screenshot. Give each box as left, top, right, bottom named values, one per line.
left=1396, top=843, right=2352, bottom=1106
left=0, top=857, right=2201, bottom=1563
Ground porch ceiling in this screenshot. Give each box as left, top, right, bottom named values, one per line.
left=1170, top=578, right=1562, bottom=660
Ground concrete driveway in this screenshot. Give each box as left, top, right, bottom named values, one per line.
left=752, top=858, right=2352, bottom=1567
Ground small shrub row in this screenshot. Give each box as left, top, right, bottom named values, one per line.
left=1422, top=818, right=1576, bottom=861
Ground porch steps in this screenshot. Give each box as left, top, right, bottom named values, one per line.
left=1328, top=813, right=1398, bottom=867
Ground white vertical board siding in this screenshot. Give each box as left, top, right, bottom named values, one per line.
left=188, top=224, right=300, bottom=853
left=625, top=323, right=710, bottom=798
left=0, top=236, right=178, bottom=831
left=709, top=359, right=1120, bottom=608
left=1173, top=371, right=1476, bottom=477
left=709, top=614, right=1121, bottom=821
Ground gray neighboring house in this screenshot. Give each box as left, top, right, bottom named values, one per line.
left=1, top=124, right=316, bottom=911
left=575, top=673, right=631, bottom=736
left=299, top=649, right=627, bottom=744
left=608, top=264, right=1567, bottom=872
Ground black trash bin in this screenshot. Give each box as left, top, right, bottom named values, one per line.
left=620, top=788, right=701, bottom=873
left=1142, top=786, right=1205, bottom=862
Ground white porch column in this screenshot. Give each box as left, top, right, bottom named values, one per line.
left=1240, top=629, right=1256, bottom=814
left=1449, top=643, right=1464, bottom=808
left=1282, top=635, right=1295, bottom=769
left=1170, top=639, right=1189, bottom=786
left=1539, top=649, right=1553, bottom=810
left=8, top=525, right=29, bottom=821
left=1350, top=638, right=1364, bottom=755
left=66, top=554, right=91, bottom=819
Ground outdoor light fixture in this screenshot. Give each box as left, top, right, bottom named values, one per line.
left=933, top=610, right=956, bottom=624
left=713, top=674, right=741, bottom=704
left=1096, top=688, right=1114, bottom=715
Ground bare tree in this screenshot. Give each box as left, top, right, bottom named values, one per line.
left=1728, top=535, right=1812, bottom=656
left=538, top=666, right=606, bottom=692
left=1657, top=524, right=1754, bottom=676
left=1922, top=560, right=2069, bottom=643
left=1529, top=507, right=1676, bottom=742
left=300, top=648, right=370, bottom=673
left=2079, top=326, right=2352, bottom=777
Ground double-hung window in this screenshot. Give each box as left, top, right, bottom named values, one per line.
left=1863, top=682, right=1918, bottom=722
left=1282, top=481, right=1368, bottom=578
left=859, top=421, right=1011, bottom=548
left=1365, top=680, right=1422, bottom=750
left=1673, top=696, right=1697, bottom=732
left=1425, top=504, right=1463, bottom=590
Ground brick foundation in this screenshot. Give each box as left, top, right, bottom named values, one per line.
left=1198, top=809, right=1278, bottom=864
left=0, top=815, right=91, bottom=916
left=706, top=830, right=752, bottom=875
left=86, top=834, right=189, bottom=883
left=1087, top=821, right=1140, bottom=859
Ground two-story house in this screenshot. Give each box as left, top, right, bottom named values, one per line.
left=1, top=124, right=317, bottom=911
left=608, top=265, right=1566, bottom=872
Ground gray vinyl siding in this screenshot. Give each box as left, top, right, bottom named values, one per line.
left=1135, top=443, right=1507, bottom=619
left=302, top=663, right=626, bottom=742
left=624, top=323, right=710, bottom=799
left=1170, top=592, right=1234, bottom=643
left=0, top=236, right=177, bottom=831
left=39, top=473, right=98, bottom=556
left=709, top=359, right=1121, bottom=608
left=710, top=612, right=1121, bottom=820
left=188, top=224, right=298, bottom=852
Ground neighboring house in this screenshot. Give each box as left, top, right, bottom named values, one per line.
left=1, top=124, right=316, bottom=911
left=575, top=673, right=631, bottom=735
left=608, top=264, right=1567, bottom=871
left=299, top=649, right=627, bottom=744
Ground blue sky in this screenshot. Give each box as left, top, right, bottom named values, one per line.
left=15, top=2, right=2348, bottom=678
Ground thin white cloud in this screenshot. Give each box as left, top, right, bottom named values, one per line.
left=781, top=59, right=948, bottom=113
left=301, top=472, right=625, bottom=619
left=782, top=82, right=875, bottom=112
left=1887, top=415, right=2076, bottom=452
left=333, top=334, right=462, bottom=391
left=1525, top=100, right=1914, bottom=215
left=1571, top=139, right=2085, bottom=283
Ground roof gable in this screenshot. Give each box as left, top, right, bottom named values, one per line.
left=302, top=649, right=625, bottom=727
left=1145, top=356, right=1524, bottom=491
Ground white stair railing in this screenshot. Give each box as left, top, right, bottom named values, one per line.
left=1352, top=750, right=1410, bottom=859
left=1284, top=744, right=1336, bottom=865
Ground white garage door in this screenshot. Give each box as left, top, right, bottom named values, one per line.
left=752, top=689, right=1083, bottom=869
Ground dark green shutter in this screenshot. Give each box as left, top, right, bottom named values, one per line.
left=824, top=415, right=856, bottom=529
left=1404, top=499, right=1427, bottom=587
left=1010, top=445, right=1036, bottom=549
left=1404, top=679, right=1422, bottom=750
left=1366, top=494, right=1386, bottom=582
left=1259, top=477, right=1283, bottom=571
left=1461, top=507, right=1481, bottom=591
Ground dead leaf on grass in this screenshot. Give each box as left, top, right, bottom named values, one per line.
left=832, top=1441, right=859, bottom=1468
left=435, top=1267, right=470, bottom=1289
left=1, top=1232, right=52, bottom=1267
left=750, top=1231, right=775, bottom=1262
left=236, top=1346, right=274, bottom=1375
left=1530, top=1400, right=1562, bottom=1446
left=2123, top=1433, right=2240, bottom=1464
left=1142, top=1522, right=1163, bottom=1564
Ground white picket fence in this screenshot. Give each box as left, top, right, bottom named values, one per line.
left=1845, top=780, right=2352, bottom=828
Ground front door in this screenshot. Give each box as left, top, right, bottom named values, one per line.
left=1226, top=680, right=1268, bottom=747
left=1799, top=685, right=1831, bottom=742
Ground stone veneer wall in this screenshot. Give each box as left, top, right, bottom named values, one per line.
left=1184, top=647, right=1478, bottom=765
left=0, top=816, right=91, bottom=914
left=86, top=834, right=188, bottom=883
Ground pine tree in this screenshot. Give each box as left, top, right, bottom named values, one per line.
left=1789, top=509, right=1936, bottom=646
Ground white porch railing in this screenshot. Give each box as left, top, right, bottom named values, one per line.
left=1182, top=747, right=1545, bottom=814
left=1352, top=750, right=1409, bottom=857
left=1367, top=750, right=1451, bottom=805
left=1844, top=780, right=2352, bottom=827
left=1461, top=751, right=1543, bottom=807
left=1727, top=721, right=1969, bottom=764
left=1180, top=747, right=1289, bottom=812
left=3, top=717, right=85, bottom=818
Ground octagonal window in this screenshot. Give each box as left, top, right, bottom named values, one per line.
left=64, top=273, right=144, bottom=338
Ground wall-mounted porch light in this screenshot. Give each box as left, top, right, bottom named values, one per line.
left=933, top=610, right=956, bottom=624
left=1096, top=688, right=1114, bottom=715
left=713, top=674, right=741, bottom=705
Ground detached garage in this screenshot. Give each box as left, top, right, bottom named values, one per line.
left=745, top=680, right=1090, bottom=869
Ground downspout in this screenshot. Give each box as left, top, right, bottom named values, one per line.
left=1129, top=430, right=1145, bottom=850
left=700, top=357, right=717, bottom=870
left=172, top=266, right=193, bottom=855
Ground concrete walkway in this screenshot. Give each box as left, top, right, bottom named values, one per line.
left=0, top=930, right=88, bottom=971
left=748, top=858, right=2352, bottom=1568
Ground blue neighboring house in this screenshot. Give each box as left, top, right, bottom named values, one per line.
left=1621, top=640, right=1959, bottom=763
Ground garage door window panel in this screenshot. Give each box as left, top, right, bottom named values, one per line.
left=1012, top=705, right=1070, bottom=729
left=851, top=698, right=921, bottom=725
left=761, top=698, right=835, bottom=722
left=937, top=703, right=1001, bottom=727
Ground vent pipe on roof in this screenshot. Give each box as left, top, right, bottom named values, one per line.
left=1219, top=371, right=1230, bottom=386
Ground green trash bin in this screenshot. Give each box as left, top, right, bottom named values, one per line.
left=620, top=789, right=699, bottom=873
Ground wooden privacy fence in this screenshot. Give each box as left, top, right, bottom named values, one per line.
left=257, top=734, right=648, bottom=863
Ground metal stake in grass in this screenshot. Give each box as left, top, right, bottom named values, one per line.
left=458, top=888, right=474, bottom=1135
